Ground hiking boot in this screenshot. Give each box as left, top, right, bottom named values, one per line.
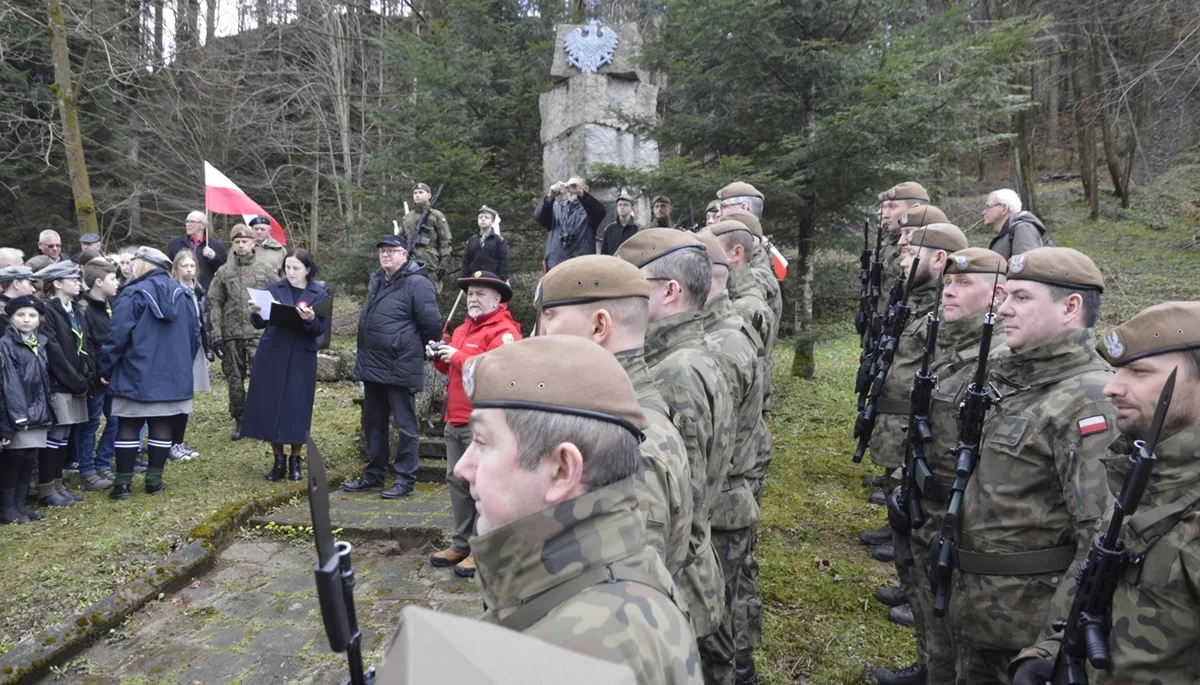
left=862, top=474, right=888, bottom=488
left=109, top=483, right=132, bottom=500
left=888, top=604, right=915, bottom=627
left=868, top=489, right=887, bottom=506
left=381, top=484, right=414, bottom=500
left=428, top=548, right=468, bottom=568
left=287, top=455, right=302, bottom=481
left=265, top=453, right=287, bottom=481
left=872, top=543, right=895, bottom=563
left=735, top=651, right=758, bottom=685
left=231, top=421, right=243, bottom=441
left=875, top=586, right=908, bottom=607
left=453, top=555, right=476, bottom=578
left=55, top=478, right=83, bottom=502
left=859, top=525, right=893, bottom=546
left=80, top=471, right=113, bottom=491
left=146, top=481, right=167, bottom=496
left=38, top=482, right=74, bottom=507
left=1, top=489, right=29, bottom=524
left=874, top=663, right=927, bottom=685
left=13, top=485, right=43, bottom=520
left=343, top=477, right=385, bottom=493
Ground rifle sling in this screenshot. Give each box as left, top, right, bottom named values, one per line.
left=496, top=564, right=673, bottom=633
left=955, top=544, right=1075, bottom=576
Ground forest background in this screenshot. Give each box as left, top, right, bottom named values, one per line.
left=3, top=0, right=1200, bottom=354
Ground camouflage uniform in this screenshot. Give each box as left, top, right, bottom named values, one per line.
left=402, top=205, right=452, bottom=293
left=910, top=312, right=1007, bottom=684
left=473, top=483, right=705, bottom=685
left=617, top=348, right=694, bottom=578
left=701, top=291, right=765, bottom=674
left=947, top=329, right=1116, bottom=684
left=254, top=237, right=286, bottom=276
left=1013, top=425, right=1200, bottom=684
left=208, top=252, right=275, bottom=419
left=643, top=309, right=736, bottom=683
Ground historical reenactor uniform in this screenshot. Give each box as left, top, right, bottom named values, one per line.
left=947, top=248, right=1116, bottom=685
left=465, top=335, right=705, bottom=685
left=208, top=224, right=276, bottom=438
left=460, top=206, right=509, bottom=281
left=402, top=182, right=453, bottom=293
left=248, top=216, right=286, bottom=276
left=1011, top=301, right=1200, bottom=685
left=617, top=229, right=737, bottom=684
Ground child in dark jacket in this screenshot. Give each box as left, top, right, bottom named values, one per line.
left=0, top=295, right=58, bottom=523
left=34, top=262, right=91, bottom=505
left=78, top=258, right=120, bottom=486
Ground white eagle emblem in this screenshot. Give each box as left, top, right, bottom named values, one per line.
left=954, top=256, right=969, bottom=271
left=1009, top=254, right=1027, bottom=274
left=564, top=21, right=620, bottom=74
left=1103, top=330, right=1125, bottom=359
left=900, top=213, right=910, bottom=226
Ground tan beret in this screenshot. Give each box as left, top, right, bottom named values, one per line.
left=897, top=205, right=948, bottom=228
left=413, top=182, right=431, bottom=193
left=717, top=210, right=763, bottom=238
left=540, top=255, right=649, bottom=310
left=1097, top=301, right=1200, bottom=366
left=908, top=223, right=968, bottom=254
left=615, top=228, right=705, bottom=268
left=878, top=181, right=930, bottom=203
left=694, top=232, right=730, bottom=269
left=945, top=248, right=1007, bottom=276
left=652, top=195, right=673, bottom=206
left=466, top=335, right=648, bottom=436
left=1006, top=247, right=1104, bottom=292
left=717, top=181, right=764, bottom=201
left=706, top=200, right=721, bottom=213
left=709, top=219, right=754, bottom=239
left=229, top=224, right=252, bottom=241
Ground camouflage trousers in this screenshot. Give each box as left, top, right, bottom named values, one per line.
left=908, top=506, right=956, bottom=684
left=736, top=475, right=766, bottom=653
left=952, top=645, right=1014, bottom=685
left=222, top=338, right=258, bottom=420
left=703, top=525, right=753, bottom=685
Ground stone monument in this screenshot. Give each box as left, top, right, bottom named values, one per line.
left=540, top=21, right=659, bottom=227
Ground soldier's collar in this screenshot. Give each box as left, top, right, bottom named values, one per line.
left=992, top=328, right=1099, bottom=387
left=643, top=310, right=705, bottom=360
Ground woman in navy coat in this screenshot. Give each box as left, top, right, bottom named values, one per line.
left=242, top=249, right=327, bottom=481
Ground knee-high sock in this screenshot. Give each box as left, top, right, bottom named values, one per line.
left=145, top=438, right=172, bottom=486
left=113, top=440, right=140, bottom=486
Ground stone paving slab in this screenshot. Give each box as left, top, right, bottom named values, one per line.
left=41, top=540, right=482, bottom=684
left=248, top=483, right=454, bottom=547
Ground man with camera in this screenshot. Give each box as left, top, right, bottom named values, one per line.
left=534, top=176, right=607, bottom=271
left=426, top=271, right=521, bottom=578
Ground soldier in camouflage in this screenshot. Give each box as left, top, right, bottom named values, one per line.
left=617, top=229, right=737, bottom=685
left=402, top=182, right=453, bottom=293
left=946, top=247, right=1116, bottom=685
left=695, top=230, right=766, bottom=685
left=1010, top=301, right=1200, bottom=685
left=881, top=248, right=1009, bottom=685
left=537, top=255, right=695, bottom=579
left=876, top=182, right=931, bottom=282
left=453, top=335, right=704, bottom=685
left=208, top=224, right=277, bottom=439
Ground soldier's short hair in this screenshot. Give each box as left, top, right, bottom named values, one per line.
left=643, top=247, right=710, bottom=311
left=0, top=247, right=25, bottom=268
left=575, top=296, right=649, bottom=336
left=1183, top=349, right=1200, bottom=379
left=1047, top=284, right=1101, bottom=328
left=990, top=188, right=1022, bottom=213
left=504, top=409, right=640, bottom=490
left=716, top=229, right=757, bottom=264
left=83, top=258, right=117, bottom=289
left=722, top=195, right=764, bottom=218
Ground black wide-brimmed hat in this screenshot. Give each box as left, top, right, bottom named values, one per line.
left=457, top=270, right=512, bottom=303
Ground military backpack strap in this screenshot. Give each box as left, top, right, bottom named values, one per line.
left=1123, top=481, right=1200, bottom=584
left=498, top=563, right=674, bottom=633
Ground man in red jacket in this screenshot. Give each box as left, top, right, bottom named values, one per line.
left=427, top=270, right=521, bottom=578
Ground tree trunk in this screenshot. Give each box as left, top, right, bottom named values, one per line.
left=790, top=210, right=815, bottom=380
left=1090, top=30, right=1127, bottom=207
left=46, top=0, right=100, bottom=237
left=1011, top=67, right=1039, bottom=216
left=1046, top=47, right=1060, bottom=151
left=153, top=0, right=164, bottom=67
left=1069, top=43, right=1098, bottom=220
left=205, top=0, right=216, bottom=42
left=128, top=136, right=141, bottom=238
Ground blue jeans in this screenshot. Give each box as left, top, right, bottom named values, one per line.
left=76, top=389, right=116, bottom=474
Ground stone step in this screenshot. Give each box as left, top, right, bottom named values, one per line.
left=416, top=458, right=445, bottom=483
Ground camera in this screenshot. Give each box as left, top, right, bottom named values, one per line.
left=424, top=341, right=445, bottom=361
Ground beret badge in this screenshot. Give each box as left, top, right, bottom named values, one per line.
left=1103, top=330, right=1125, bottom=359
left=1009, top=254, right=1027, bottom=274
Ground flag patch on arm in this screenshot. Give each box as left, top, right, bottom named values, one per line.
left=1078, top=415, right=1109, bottom=436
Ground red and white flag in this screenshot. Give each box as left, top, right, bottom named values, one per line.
left=204, top=161, right=287, bottom=245
left=769, top=244, right=788, bottom=281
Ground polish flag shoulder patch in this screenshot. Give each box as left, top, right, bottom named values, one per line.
left=1078, top=415, right=1109, bottom=437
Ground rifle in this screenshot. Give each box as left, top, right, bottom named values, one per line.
left=1044, top=368, right=1177, bottom=685
left=853, top=220, right=888, bottom=406
left=889, top=274, right=944, bottom=566
left=928, top=271, right=1002, bottom=617
left=307, top=438, right=376, bottom=685
left=851, top=230, right=926, bottom=463
left=856, top=220, right=872, bottom=337
left=405, top=183, right=446, bottom=264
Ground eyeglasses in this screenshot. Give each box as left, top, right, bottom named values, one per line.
left=378, top=248, right=403, bottom=256
left=983, top=203, right=1003, bottom=211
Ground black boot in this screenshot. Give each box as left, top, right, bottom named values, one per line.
left=109, top=482, right=132, bottom=500
left=287, top=455, right=302, bottom=481
left=38, top=482, right=74, bottom=507
left=735, top=651, right=758, bottom=685
left=13, top=485, right=43, bottom=521
left=231, top=420, right=243, bottom=441
left=1, top=489, right=28, bottom=524
left=873, top=663, right=927, bottom=685
left=265, top=453, right=287, bottom=481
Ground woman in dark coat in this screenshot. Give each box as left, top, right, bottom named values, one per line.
left=242, top=249, right=327, bottom=482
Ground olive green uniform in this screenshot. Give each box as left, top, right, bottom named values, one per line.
left=208, top=252, right=276, bottom=419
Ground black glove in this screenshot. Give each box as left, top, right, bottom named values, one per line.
left=1010, top=657, right=1054, bottom=685
left=205, top=349, right=215, bottom=363
left=212, top=339, right=225, bottom=360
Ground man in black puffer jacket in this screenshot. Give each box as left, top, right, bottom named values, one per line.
left=345, top=235, right=442, bottom=499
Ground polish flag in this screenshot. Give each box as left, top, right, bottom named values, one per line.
left=204, top=161, right=287, bottom=245
left=769, top=244, right=788, bottom=281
